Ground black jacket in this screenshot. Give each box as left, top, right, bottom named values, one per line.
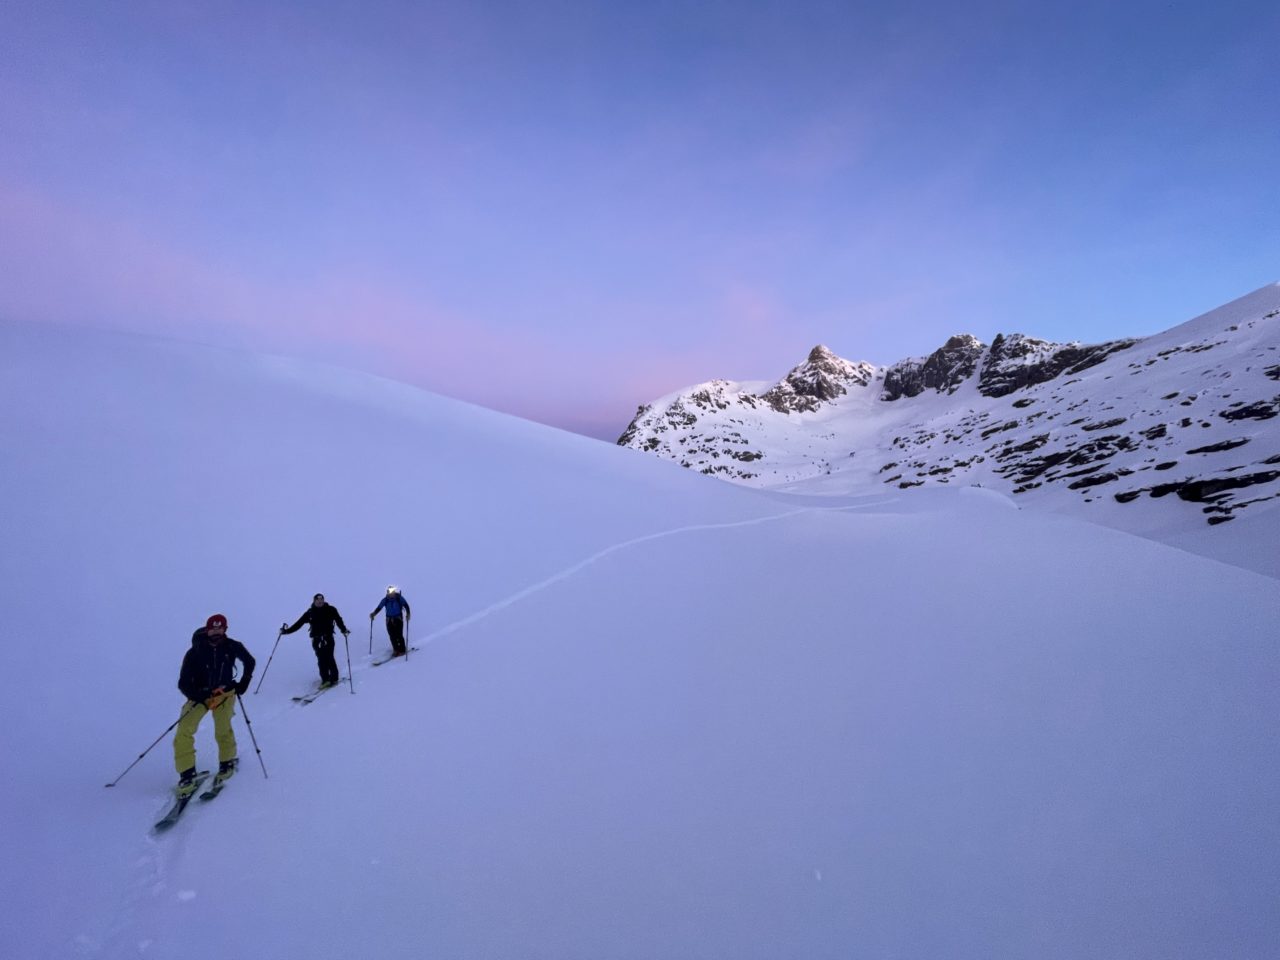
left=284, top=603, right=349, bottom=639
left=178, top=628, right=255, bottom=703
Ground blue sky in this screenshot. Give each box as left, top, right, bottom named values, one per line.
left=2, top=0, right=1276, bottom=437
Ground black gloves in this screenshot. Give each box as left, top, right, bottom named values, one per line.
left=235, top=678, right=251, bottom=697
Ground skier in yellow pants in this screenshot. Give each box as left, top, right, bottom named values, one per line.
left=173, top=614, right=255, bottom=797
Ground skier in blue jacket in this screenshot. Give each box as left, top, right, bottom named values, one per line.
left=370, top=585, right=411, bottom=657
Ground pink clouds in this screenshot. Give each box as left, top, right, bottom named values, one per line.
left=0, top=176, right=683, bottom=438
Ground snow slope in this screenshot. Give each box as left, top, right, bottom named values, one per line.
left=619, top=284, right=1280, bottom=578
left=2, top=322, right=1278, bottom=959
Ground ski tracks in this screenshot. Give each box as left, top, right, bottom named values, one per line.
left=416, top=499, right=891, bottom=648
left=88, top=805, right=189, bottom=958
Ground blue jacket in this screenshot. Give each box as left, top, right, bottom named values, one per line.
left=374, top=594, right=411, bottom=619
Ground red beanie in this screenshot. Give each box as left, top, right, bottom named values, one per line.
left=206, top=614, right=228, bottom=630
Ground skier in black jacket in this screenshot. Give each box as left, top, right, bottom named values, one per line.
left=174, top=614, right=255, bottom=796
left=282, top=593, right=349, bottom=688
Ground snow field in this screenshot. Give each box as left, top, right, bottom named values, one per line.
left=2, top=321, right=1277, bottom=958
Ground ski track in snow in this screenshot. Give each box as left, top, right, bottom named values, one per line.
left=416, top=498, right=897, bottom=647
left=94, top=496, right=894, bottom=957
left=94, top=810, right=190, bottom=958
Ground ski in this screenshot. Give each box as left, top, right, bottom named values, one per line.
left=291, top=679, right=346, bottom=705
left=199, top=770, right=234, bottom=802
left=372, top=647, right=418, bottom=667
left=153, top=771, right=209, bottom=832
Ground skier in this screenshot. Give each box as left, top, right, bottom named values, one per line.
left=174, top=614, right=255, bottom=797
left=282, top=593, right=350, bottom=688
left=369, top=585, right=411, bottom=657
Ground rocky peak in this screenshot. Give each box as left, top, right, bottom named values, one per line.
left=979, top=333, right=1138, bottom=398
left=759, top=344, right=874, bottom=414
left=882, top=333, right=985, bottom=401
left=804, top=344, right=843, bottom=367
left=986, top=332, right=1053, bottom=364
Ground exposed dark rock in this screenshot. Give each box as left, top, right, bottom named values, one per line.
left=761, top=346, right=874, bottom=413
left=1154, top=461, right=1178, bottom=470
left=1140, top=424, right=1168, bottom=440
left=666, top=406, right=698, bottom=427
left=1172, top=471, right=1280, bottom=502
left=1069, top=470, right=1132, bottom=490
left=981, top=420, right=1020, bottom=440
left=978, top=333, right=1137, bottom=398
left=997, top=434, right=1137, bottom=485
left=1265, top=365, right=1280, bottom=381
left=1142, top=472, right=1280, bottom=503
left=1058, top=463, right=1107, bottom=480
left=1114, top=468, right=1280, bottom=523
left=882, top=335, right=984, bottom=400
left=1186, top=438, right=1251, bottom=454
left=994, top=434, right=1050, bottom=460
left=688, top=388, right=730, bottom=411
left=616, top=406, right=651, bottom=446
left=1219, top=400, right=1278, bottom=421
left=1081, top=417, right=1128, bottom=431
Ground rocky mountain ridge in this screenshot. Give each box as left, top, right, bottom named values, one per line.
left=618, top=284, right=1280, bottom=542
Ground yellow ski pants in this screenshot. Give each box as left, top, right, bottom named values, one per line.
left=173, top=693, right=238, bottom=773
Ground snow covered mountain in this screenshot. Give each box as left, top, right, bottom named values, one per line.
left=3, top=320, right=1278, bottom=959
left=619, top=284, right=1280, bottom=576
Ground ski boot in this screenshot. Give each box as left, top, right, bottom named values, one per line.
left=176, top=768, right=200, bottom=799
left=214, top=758, right=238, bottom=786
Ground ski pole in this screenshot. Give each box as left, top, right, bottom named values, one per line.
left=254, top=628, right=284, bottom=694
left=368, top=618, right=373, bottom=656
left=104, top=702, right=198, bottom=788
left=236, top=694, right=269, bottom=779
left=405, top=616, right=410, bottom=661
left=344, top=632, right=355, bottom=694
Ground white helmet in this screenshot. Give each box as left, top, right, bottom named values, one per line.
left=387, top=585, right=399, bottom=595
